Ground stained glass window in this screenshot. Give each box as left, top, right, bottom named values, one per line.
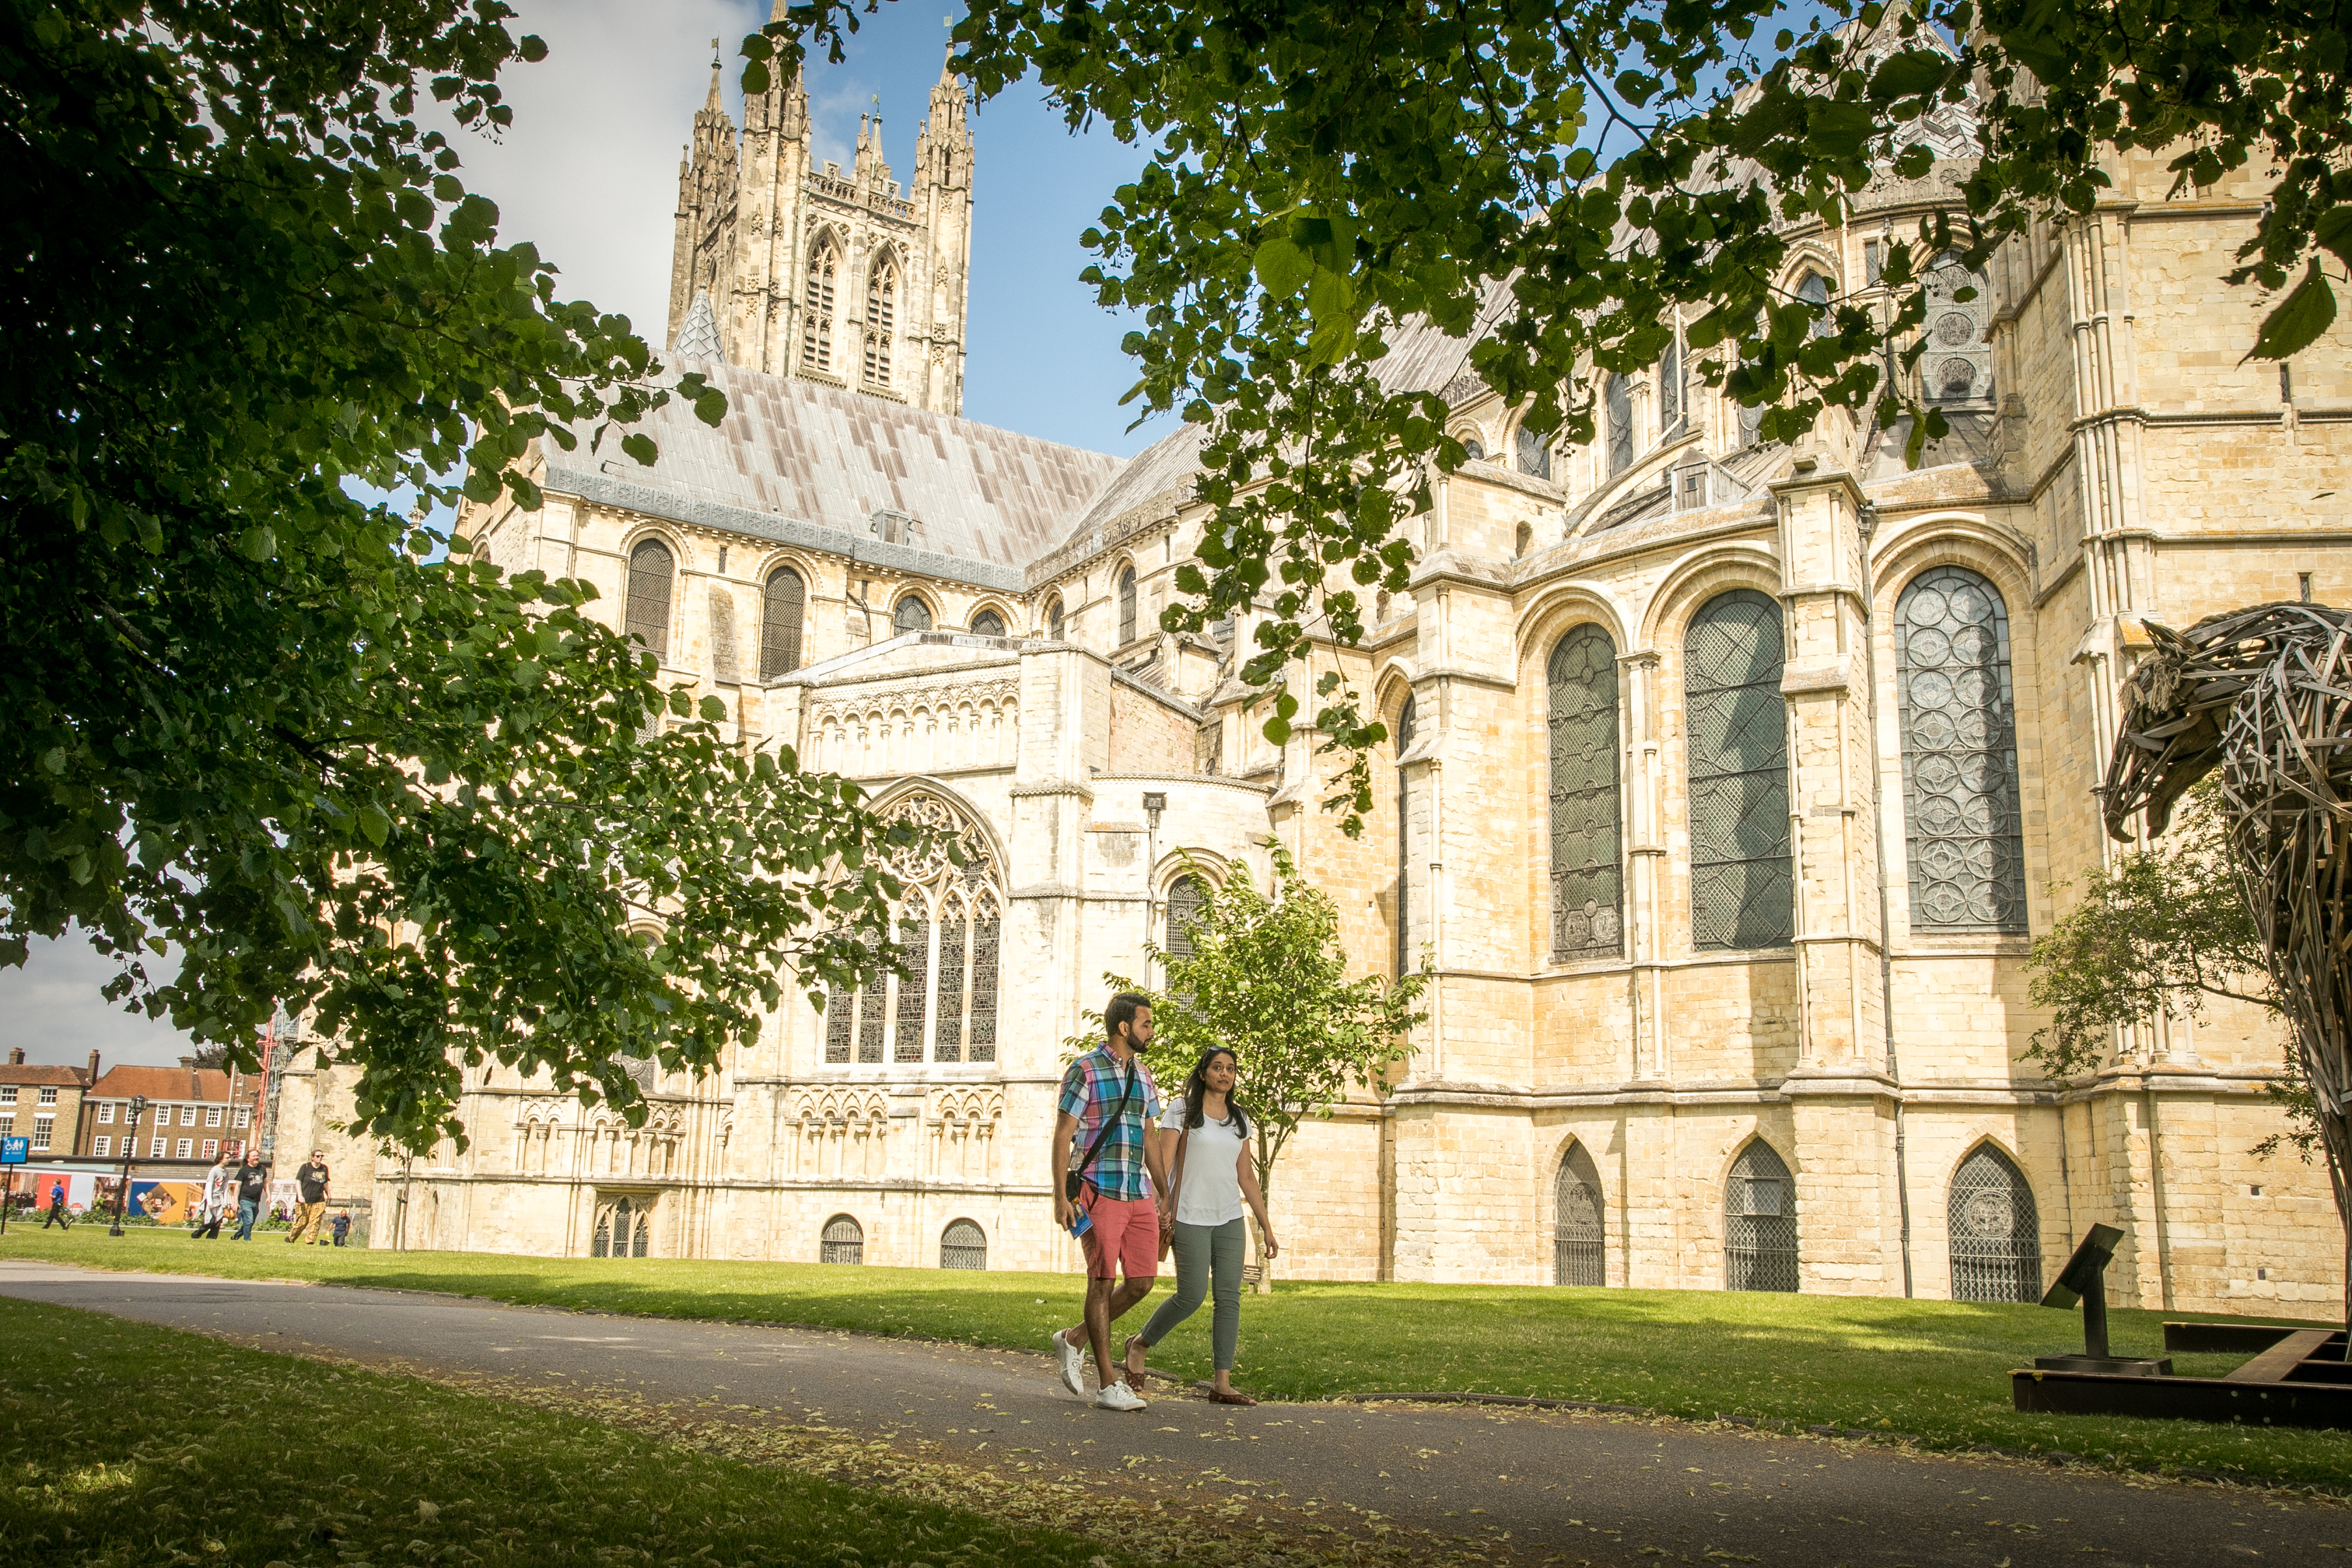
left=1047, top=597, right=1066, bottom=640
left=1118, top=566, right=1138, bottom=644
left=832, top=793, right=1005, bottom=1069
left=1949, top=1144, right=2041, bottom=1302
left=1548, top=625, right=1623, bottom=960
left=969, top=908, right=1000, bottom=1062
left=1553, top=1140, right=1606, bottom=1287
left=1924, top=252, right=1992, bottom=402
left=1897, top=567, right=2027, bottom=932
left=1724, top=1140, right=1799, bottom=1292
left=934, top=894, right=969, bottom=1062
left=761, top=566, right=805, bottom=680
left=1686, top=590, right=1792, bottom=950
left=1515, top=423, right=1551, bottom=479
left=1604, top=372, right=1634, bottom=477
left=624, top=539, right=674, bottom=659
left=857, top=971, right=885, bottom=1062
left=1797, top=269, right=1832, bottom=338
left=1659, top=334, right=1684, bottom=433
left=893, top=918, right=931, bottom=1062
left=824, top=978, right=853, bottom=1065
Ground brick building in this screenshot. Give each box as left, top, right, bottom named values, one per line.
left=0, top=1047, right=100, bottom=1160
left=82, top=1062, right=263, bottom=1173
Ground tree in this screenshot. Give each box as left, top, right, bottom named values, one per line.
left=2023, top=781, right=2318, bottom=1163
left=1077, top=842, right=1430, bottom=1288
left=2, top=2, right=910, bottom=1152
left=750, top=1, right=2352, bottom=827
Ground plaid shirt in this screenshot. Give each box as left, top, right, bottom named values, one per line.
left=1058, top=1045, right=1163, bottom=1202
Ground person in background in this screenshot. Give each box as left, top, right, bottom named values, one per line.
left=190, top=1150, right=234, bottom=1240
left=232, top=1151, right=269, bottom=1241
left=287, top=1150, right=330, bottom=1244
left=41, top=1178, right=70, bottom=1230
left=329, top=1210, right=352, bottom=1247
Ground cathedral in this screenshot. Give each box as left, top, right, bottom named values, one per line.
left=269, top=44, right=2352, bottom=1313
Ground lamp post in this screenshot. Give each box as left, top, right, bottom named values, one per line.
left=108, top=1094, right=145, bottom=1236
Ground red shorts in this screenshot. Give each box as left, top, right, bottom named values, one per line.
left=1077, top=1191, right=1159, bottom=1281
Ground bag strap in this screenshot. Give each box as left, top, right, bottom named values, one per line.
left=1071, top=1060, right=1140, bottom=1190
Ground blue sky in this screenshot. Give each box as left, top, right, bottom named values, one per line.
left=0, top=1, right=1167, bottom=1070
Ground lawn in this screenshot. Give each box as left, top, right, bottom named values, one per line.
left=6, top=1226, right=2349, bottom=1488
left=0, top=1291, right=1128, bottom=1568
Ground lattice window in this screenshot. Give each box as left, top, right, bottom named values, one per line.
left=894, top=595, right=932, bottom=634
left=761, top=566, right=805, bottom=680
left=1898, top=567, right=2027, bottom=932
left=623, top=539, right=674, bottom=659
left=1686, top=590, right=1793, bottom=951
left=941, top=1218, right=987, bottom=1271
left=1395, top=694, right=1417, bottom=982
left=1724, top=1140, right=1799, bottom=1292
left=1949, top=1144, right=2042, bottom=1302
left=1604, top=371, right=1634, bottom=477
left=1797, top=269, right=1832, bottom=338
left=820, top=1214, right=865, bottom=1264
left=1553, top=1140, right=1606, bottom=1287
left=970, top=608, right=1006, bottom=637
left=803, top=236, right=837, bottom=372
left=1659, top=333, right=1684, bottom=433
left=866, top=256, right=896, bottom=385
left=1515, top=422, right=1551, bottom=479
left=1548, top=625, right=1623, bottom=960
left=1117, top=566, right=1138, bottom=644
left=1165, top=874, right=1208, bottom=959
left=893, top=917, right=931, bottom=1062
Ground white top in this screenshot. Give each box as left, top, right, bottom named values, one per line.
left=1160, top=1103, right=1248, bottom=1228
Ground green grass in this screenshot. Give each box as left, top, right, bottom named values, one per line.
left=7, top=1226, right=2349, bottom=1488
left=0, top=1291, right=1124, bottom=1568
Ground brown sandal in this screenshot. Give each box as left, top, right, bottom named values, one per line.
left=1209, top=1389, right=1257, bottom=1406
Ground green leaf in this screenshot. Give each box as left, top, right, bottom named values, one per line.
left=356, top=805, right=391, bottom=848
left=237, top=526, right=276, bottom=561
left=620, top=431, right=658, bottom=466
left=2316, top=206, right=2352, bottom=266
left=1253, top=237, right=1311, bottom=298
left=698, top=695, right=727, bottom=721
left=2245, top=260, right=2337, bottom=362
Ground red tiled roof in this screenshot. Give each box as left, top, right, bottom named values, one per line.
left=87, top=1065, right=256, bottom=1103
left=0, top=1065, right=92, bottom=1087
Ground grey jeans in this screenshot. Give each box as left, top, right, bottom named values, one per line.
left=1137, top=1216, right=1247, bottom=1371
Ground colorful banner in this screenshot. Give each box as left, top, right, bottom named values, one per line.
left=128, top=1180, right=203, bottom=1225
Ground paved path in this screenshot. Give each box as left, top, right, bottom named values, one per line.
left=0, top=1261, right=2342, bottom=1566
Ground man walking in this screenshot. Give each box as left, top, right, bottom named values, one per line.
left=41, top=1179, right=69, bottom=1230
left=233, top=1150, right=269, bottom=1240
left=287, top=1150, right=330, bottom=1244
left=190, top=1150, right=234, bottom=1240
left=1048, top=992, right=1166, bottom=1411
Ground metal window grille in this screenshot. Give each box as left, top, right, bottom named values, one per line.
left=593, top=1197, right=633, bottom=1260
left=1118, top=567, right=1138, bottom=644
left=632, top=1213, right=650, bottom=1258
left=1724, top=1140, right=1799, bottom=1292
left=1165, top=875, right=1207, bottom=959
left=1553, top=1142, right=1606, bottom=1287
left=1604, top=372, right=1634, bottom=476
left=760, top=567, right=805, bottom=680
left=1948, top=1145, right=2042, bottom=1303
left=1548, top=625, right=1625, bottom=959
left=591, top=1214, right=610, bottom=1258
left=941, top=1219, right=987, bottom=1271
left=821, top=1215, right=865, bottom=1265
left=1515, top=423, right=1551, bottom=479
left=894, top=596, right=932, bottom=634
left=970, top=609, right=1006, bottom=637
left=893, top=918, right=931, bottom=1063
left=623, top=539, right=674, bottom=659
left=1897, top=567, right=2027, bottom=931
left=1686, top=591, right=1793, bottom=950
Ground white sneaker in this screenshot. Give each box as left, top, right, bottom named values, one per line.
left=1095, top=1379, right=1147, bottom=1412
left=1051, top=1329, right=1085, bottom=1397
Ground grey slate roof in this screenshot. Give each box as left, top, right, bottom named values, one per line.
left=546, top=356, right=1125, bottom=581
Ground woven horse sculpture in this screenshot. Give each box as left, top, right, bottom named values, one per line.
left=2101, top=603, right=2352, bottom=1281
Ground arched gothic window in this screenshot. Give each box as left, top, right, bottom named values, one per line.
left=1736, top=398, right=1766, bottom=450
left=803, top=235, right=838, bottom=372
left=969, top=608, right=1006, bottom=638
left=1658, top=333, right=1684, bottom=433
left=1686, top=590, right=1792, bottom=950
left=865, top=254, right=897, bottom=385
left=941, top=1218, right=987, bottom=1270
left=820, top=1214, right=865, bottom=1264
left=1046, top=596, right=1066, bottom=640
left=1459, top=433, right=1486, bottom=461
left=1165, top=873, right=1208, bottom=958
left=590, top=1195, right=650, bottom=1259
left=824, top=792, right=1004, bottom=1066
left=1797, top=269, right=1833, bottom=338
left=1897, top=567, right=2027, bottom=932
left=1604, top=371, right=1634, bottom=477
left=1949, top=1144, right=2042, bottom=1302
left=1515, top=422, right=1551, bottom=479
left=894, top=595, right=932, bottom=634
left=1924, top=251, right=1993, bottom=402
left=760, top=566, right=806, bottom=680
left=1724, top=1140, right=1798, bottom=1292
left=1548, top=625, right=1623, bottom=959
left=1117, top=565, right=1139, bottom=644
left=1553, top=1140, right=1606, bottom=1287
left=1394, top=694, right=1418, bottom=981
left=624, top=539, right=674, bottom=660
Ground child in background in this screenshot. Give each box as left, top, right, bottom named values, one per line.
left=330, top=1211, right=352, bottom=1247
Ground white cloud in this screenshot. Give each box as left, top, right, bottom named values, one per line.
left=0, top=935, right=199, bottom=1071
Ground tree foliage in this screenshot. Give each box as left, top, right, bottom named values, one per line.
left=1075, top=842, right=1430, bottom=1276
left=2, top=2, right=906, bottom=1151
left=751, top=0, right=2352, bottom=828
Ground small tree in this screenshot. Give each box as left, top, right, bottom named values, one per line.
left=1077, top=840, right=1430, bottom=1289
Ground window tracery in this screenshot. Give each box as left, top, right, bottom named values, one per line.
left=1603, top=372, right=1634, bottom=477
left=1897, top=567, right=2027, bottom=931
left=1548, top=624, right=1623, bottom=959
left=969, top=607, right=1006, bottom=638
left=1686, top=590, right=1793, bottom=951
left=894, top=594, right=932, bottom=634
left=1515, top=422, right=1551, bottom=479
left=824, top=791, right=1004, bottom=1067
left=864, top=254, right=897, bottom=385
left=803, top=235, right=838, bottom=372
left=624, top=539, right=674, bottom=659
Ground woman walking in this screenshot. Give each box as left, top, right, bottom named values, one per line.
left=1127, top=1046, right=1278, bottom=1405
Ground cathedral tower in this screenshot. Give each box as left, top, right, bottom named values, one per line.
left=665, top=38, right=973, bottom=417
